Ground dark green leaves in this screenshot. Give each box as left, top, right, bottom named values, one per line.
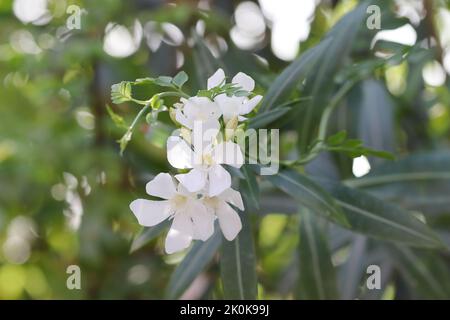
left=317, top=179, right=444, bottom=248
left=345, top=152, right=450, bottom=214
left=220, top=210, right=257, bottom=299
left=266, top=169, right=348, bottom=226
left=259, top=39, right=332, bottom=112
left=248, top=107, right=291, bottom=129
left=296, top=209, right=338, bottom=299
left=111, top=81, right=132, bottom=104
left=166, top=230, right=222, bottom=299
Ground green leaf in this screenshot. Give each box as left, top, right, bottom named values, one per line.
left=240, top=166, right=260, bottom=211
left=299, top=1, right=370, bottom=150
left=111, top=81, right=132, bottom=104
left=316, top=179, right=444, bottom=248
left=345, top=152, right=450, bottom=214
left=259, top=39, right=332, bottom=112
left=346, top=152, right=450, bottom=188
left=154, top=76, right=174, bottom=87
left=326, top=131, right=347, bottom=146
left=266, top=169, right=348, bottom=226
left=248, top=107, right=291, bottom=129
left=172, top=71, right=188, bottom=88
left=389, top=246, right=450, bottom=299
left=129, top=221, right=169, bottom=253
left=296, top=209, right=338, bottom=299
left=220, top=210, right=257, bottom=299
left=106, top=104, right=127, bottom=129
left=166, top=230, right=222, bottom=299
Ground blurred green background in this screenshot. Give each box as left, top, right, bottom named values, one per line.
left=1, top=0, right=450, bottom=299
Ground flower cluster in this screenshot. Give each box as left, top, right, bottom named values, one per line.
left=130, top=69, right=262, bottom=253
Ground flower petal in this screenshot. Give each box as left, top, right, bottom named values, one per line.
left=212, top=142, right=244, bottom=168
left=167, top=135, right=194, bottom=169
left=165, top=213, right=193, bottom=254
left=218, top=188, right=244, bottom=211
left=130, top=199, right=172, bottom=227
left=240, top=95, right=262, bottom=115
left=214, top=94, right=243, bottom=123
left=191, top=118, right=220, bottom=152
left=207, top=68, right=225, bottom=89
left=175, top=168, right=207, bottom=193
left=216, top=201, right=242, bottom=241
left=208, top=164, right=231, bottom=197
left=145, top=173, right=177, bottom=199
left=232, top=72, right=255, bottom=91
left=188, top=200, right=215, bottom=241
left=175, top=107, right=192, bottom=128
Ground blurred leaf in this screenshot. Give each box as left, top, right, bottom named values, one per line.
left=346, top=152, right=450, bottom=214
left=130, top=221, right=169, bottom=253
left=390, top=246, right=450, bottom=299
left=316, top=179, right=444, bottom=248
left=346, top=152, right=450, bottom=188
left=172, top=71, right=189, bottom=88
left=240, top=166, right=260, bottom=211
left=166, top=230, right=222, bottom=299
left=220, top=210, right=257, bottom=299
left=259, top=39, right=332, bottom=112
left=106, top=104, right=128, bottom=130
left=111, top=81, right=132, bottom=104
left=266, top=169, right=348, bottom=226
left=248, top=107, right=291, bottom=129
left=296, top=209, right=338, bottom=299
left=299, top=1, right=370, bottom=150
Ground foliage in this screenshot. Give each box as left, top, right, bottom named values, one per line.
left=1, top=0, right=450, bottom=300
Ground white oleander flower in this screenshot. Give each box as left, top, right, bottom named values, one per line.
left=130, top=173, right=214, bottom=254
left=208, top=68, right=263, bottom=123
left=203, top=188, right=244, bottom=241
left=167, top=136, right=244, bottom=196
left=175, top=96, right=221, bottom=131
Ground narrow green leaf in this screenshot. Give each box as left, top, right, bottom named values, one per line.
left=166, top=230, right=222, bottom=299
left=296, top=209, right=338, bottom=299
left=266, top=169, right=348, bottom=226
left=259, top=39, right=332, bottom=112
left=240, top=166, right=260, bottom=211
left=316, top=179, right=444, bottom=248
left=326, top=130, right=347, bottom=146
left=346, top=152, right=450, bottom=188
left=299, top=1, right=370, bottom=149
left=345, top=152, right=450, bottom=214
left=389, top=246, right=450, bottom=299
left=129, top=221, right=169, bottom=253
left=220, top=210, right=257, bottom=299
left=248, top=107, right=291, bottom=129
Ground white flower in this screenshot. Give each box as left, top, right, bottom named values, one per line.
left=215, top=94, right=262, bottom=123
left=167, top=136, right=244, bottom=196
left=129, top=173, right=214, bottom=254
left=203, top=188, right=244, bottom=241
left=207, top=68, right=263, bottom=123
left=175, top=96, right=221, bottom=131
